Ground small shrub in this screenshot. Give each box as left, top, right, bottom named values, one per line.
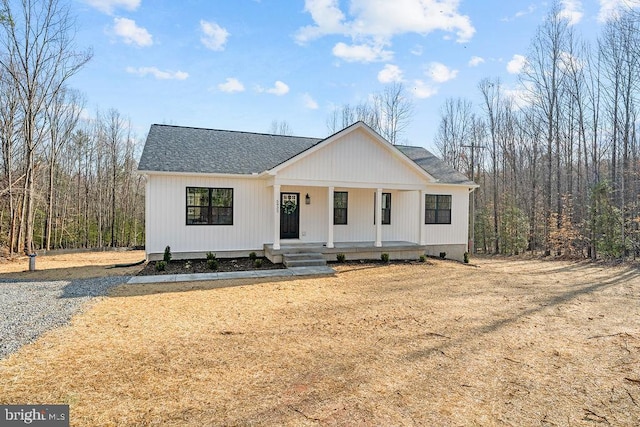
left=336, top=252, right=346, bottom=263
left=184, top=261, right=192, bottom=269
left=155, top=261, right=167, bottom=271
left=381, top=253, right=390, bottom=263
left=249, top=251, right=257, bottom=260
left=206, top=252, right=216, bottom=261
left=419, top=254, right=426, bottom=262
left=254, top=259, right=263, bottom=268
left=439, top=252, right=446, bottom=259
left=207, top=258, right=219, bottom=270
left=463, top=252, right=470, bottom=264
left=163, top=246, right=172, bottom=263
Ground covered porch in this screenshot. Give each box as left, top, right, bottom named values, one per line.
left=264, top=240, right=428, bottom=264
left=270, top=184, right=428, bottom=251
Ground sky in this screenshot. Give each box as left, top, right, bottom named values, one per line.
left=67, top=0, right=640, bottom=153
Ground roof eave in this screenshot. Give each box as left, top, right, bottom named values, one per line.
left=137, top=169, right=266, bottom=178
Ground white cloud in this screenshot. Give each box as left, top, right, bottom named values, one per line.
left=218, top=78, right=245, bottom=93
left=503, top=82, right=535, bottom=109
left=266, top=81, right=290, bottom=96
left=559, top=51, right=584, bottom=72
left=507, top=54, right=527, bottom=74
left=332, top=42, right=393, bottom=63
left=296, top=0, right=347, bottom=43
left=411, top=79, right=438, bottom=99
left=426, top=62, right=458, bottom=83
left=502, top=4, right=537, bottom=22
left=296, top=0, right=476, bottom=51
left=410, top=45, right=423, bottom=56
left=200, top=20, right=229, bottom=51
left=377, top=64, right=404, bottom=83
left=126, top=67, right=189, bottom=80
left=112, top=18, right=152, bottom=47
left=468, top=56, right=485, bottom=67
left=302, top=93, right=319, bottom=109
left=559, top=0, right=583, bottom=25
left=83, top=0, right=140, bottom=14
left=598, top=0, right=640, bottom=22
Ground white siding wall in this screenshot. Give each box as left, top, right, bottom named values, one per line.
left=146, top=174, right=271, bottom=255
left=383, top=190, right=418, bottom=242
left=146, top=178, right=470, bottom=255
left=422, top=186, right=470, bottom=245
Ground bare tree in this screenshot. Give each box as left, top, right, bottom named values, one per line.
left=479, top=78, right=502, bottom=254
left=520, top=0, right=570, bottom=254
left=268, top=120, right=293, bottom=136
left=375, top=83, right=413, bottom=144
left=0, top=65, right=21, bottom=254
left=434, top=97, right=474, bottom=171
left=325, top=83, right=413, bottom=143
left=43, top=87, right=83, bottom=250
left=0, top=0, right=91, bottom=253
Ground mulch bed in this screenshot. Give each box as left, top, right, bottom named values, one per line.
left=139, top=257, right=433, bottom=276
left=138, top=257, right=284, bottom=276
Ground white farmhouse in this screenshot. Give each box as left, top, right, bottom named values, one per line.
left=138, top=121, right=477, bottom=264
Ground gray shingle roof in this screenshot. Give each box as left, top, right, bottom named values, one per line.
left=138, top=124, right=475, bottom=186
left=138, top=124, right=321, bottom=174
left=396, top=145, right=476, bottom=186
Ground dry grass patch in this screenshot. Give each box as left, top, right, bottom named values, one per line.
left=0, top=250, right=145, bottom=280
left=1, top=258, right=640, bottom=425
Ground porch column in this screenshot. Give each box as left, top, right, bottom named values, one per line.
left=273, top=184, right=281, bottom=250
left=327, top=186, right=334, bottom=248
left=375, top=187, right=382, bottom=247
left=419, top=190, right=426, bottom=245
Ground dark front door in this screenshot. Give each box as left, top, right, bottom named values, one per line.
left=280, top=192, right=300, bottom=239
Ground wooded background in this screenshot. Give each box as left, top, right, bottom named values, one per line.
left=0, top=0, right=144, bottom=255
left=434, top=3, right=640, bottom=259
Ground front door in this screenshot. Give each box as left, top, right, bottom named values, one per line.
left=280, top=192, right=300, bottom=239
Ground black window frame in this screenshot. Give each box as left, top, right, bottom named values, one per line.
left=186, top=187, right=234, bottom=225
left=374, top=192, right=391, bottom=225
left=425, top=194, right=452, bottom=224
left=334, top=191, right=348, bottom=225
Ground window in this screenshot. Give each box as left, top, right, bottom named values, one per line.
left=186, top=187, right=233, bottom=225
left=374, top=192, right=391, bottom=225
left=334, top=191, right=348, bottom=225
left=425, top=194, right=451, bottom=224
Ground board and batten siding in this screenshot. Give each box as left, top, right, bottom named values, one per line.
left=145, top=174, right=271, bottom=257
left=422, top=185, right=470, bottom=245
left=276, top=128, right=428, bottom=188
left=331, top=189, right=417, bottom=243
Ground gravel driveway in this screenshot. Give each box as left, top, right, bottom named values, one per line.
left=0, top=276, right=130, bottom=359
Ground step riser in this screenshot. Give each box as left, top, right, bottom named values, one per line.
left=278, top=247, right=324, bottom=254
left=284, top=259, right=327, bottom=267
left=284, top=253, right=325, bottom=261
left=282, top=252, right=327, bottom=268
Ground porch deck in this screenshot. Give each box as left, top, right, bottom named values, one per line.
left=264, top=241, right=427, bottom=264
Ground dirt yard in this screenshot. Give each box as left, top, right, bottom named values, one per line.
left=1, top=256, right=639, bottom=426
left=0, top=250, right=146, bottom=280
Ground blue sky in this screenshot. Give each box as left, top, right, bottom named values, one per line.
left=68, top=0, right=636, bottom=152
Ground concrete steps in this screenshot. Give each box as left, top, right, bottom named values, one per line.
left=282, top=252, right=327, bottom=268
